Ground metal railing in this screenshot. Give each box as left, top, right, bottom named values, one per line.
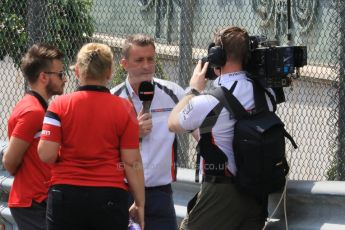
left=1, top=0, right=344, bottom=183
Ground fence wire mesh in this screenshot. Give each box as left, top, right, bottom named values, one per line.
left=1, top=0, right=344, bottom=181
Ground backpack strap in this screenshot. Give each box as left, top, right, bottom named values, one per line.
left=252, top=82, right=269, bottom=113
left=219, top=80, right=277, bottom=118
left=195, top=148, right=201, bottom=182
left=252, top=79, right=277, bottom=112
left=207, top=79, right=278, bottom=120
left=199, top=81, right=238, bottom=131
left=195, top=102, right=224, bottom=182
left=195, top=81, right=238, bottom=182
left=213, top=84, right=249, bottom=120
left=283, top=130, right=298, bottom=149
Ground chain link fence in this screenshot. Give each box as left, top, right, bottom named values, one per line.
left=1, top=0, right=345, bottom=181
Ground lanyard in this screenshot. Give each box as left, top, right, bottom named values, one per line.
left=124, top=81, right=155, bottom=116
left=124, top=86, right=139, bottom=116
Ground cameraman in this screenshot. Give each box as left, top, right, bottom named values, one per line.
left=168, top=26, right=273, bottom=229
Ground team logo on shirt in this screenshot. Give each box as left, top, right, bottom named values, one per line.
left=182, top=102, right=193, bottom=120
left=151, top=108, right=173, bottom=113
left=41, top=130, right=51, bottom=136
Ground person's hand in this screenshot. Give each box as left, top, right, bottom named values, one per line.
left=137, top=107, right=152, bottom=137
left=189, top=60, right=209, bottom=92
left=129, top=202, right=145, bottom=229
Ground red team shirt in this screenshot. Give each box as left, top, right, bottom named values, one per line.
left=40, top=86, right=139, bottom=191
left=7, top=92, right=51, bottom=207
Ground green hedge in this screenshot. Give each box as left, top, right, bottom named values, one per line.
left=0, top=0, right=94, bottom=67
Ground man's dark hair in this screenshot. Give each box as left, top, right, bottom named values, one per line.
left=21, top=44, right=64, bottom=84
left=122, top=34, right=155, bottom=59
left=214, top=26, right=250, bottom=65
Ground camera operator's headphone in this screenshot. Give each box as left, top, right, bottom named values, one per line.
left=206, top=31, right=227, bottom=68
left=207, top=30, right=252, bottom=68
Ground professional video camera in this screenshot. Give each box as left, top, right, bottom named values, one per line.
left=201, top=35, right=307, bottom=88
left=245, top=36, right=307, bottom=88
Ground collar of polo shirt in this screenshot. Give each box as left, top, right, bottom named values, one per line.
left=214, top=71, right=248, bottom=87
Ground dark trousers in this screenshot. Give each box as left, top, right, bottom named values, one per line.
left=47, top=184, right=128, bottom=230
left=10, top=200, right=47, bottom=230
left=180, top=180, right=266, bottom=230
left=129, top=184, right=177, bottom=230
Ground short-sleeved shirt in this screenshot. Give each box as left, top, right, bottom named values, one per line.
left=111, top=78, right=185, bottom=187
left=40, top=85, right=139, bottom=191
left=179, top=72, right=274, bottom=175
left=7, top=91, right=51, bottom=207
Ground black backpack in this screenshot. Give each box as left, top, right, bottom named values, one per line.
left=208, top=80, right=297, bottom=198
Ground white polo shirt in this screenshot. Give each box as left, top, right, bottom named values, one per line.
left=111, top=77, right=184, bottom=187
left=179, top=72, right=274, bottom=176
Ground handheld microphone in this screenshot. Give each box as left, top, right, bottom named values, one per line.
left=138, top=81, right=154, bottom=113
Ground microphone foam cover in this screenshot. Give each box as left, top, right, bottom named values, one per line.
left=139, top=81, right=154, bottom=101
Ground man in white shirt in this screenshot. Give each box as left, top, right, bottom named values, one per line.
left=169, top=26, right=271, bottom=230
left=111, top=34, right=184, bottom=230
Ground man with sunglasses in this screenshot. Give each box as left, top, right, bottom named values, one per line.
left=3, top=43, right=66, bottom=230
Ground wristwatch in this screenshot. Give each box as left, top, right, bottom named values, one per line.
left=184, top=87, right=200, bottom=96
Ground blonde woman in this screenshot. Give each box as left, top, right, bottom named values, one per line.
left=38, top=43, right=145, bottom=230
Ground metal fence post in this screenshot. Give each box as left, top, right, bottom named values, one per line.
left=27, top=0, right=46, bottom=45
left=177, top=0, right=195, bottom=168
left=178, top=0, right=194, bottom=89
left=25, top=0, right=47, bottom=91
left=337, top=2, right=345, bottom=180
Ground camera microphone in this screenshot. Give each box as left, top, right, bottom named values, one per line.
left=138, top=81, right=154, bottom=113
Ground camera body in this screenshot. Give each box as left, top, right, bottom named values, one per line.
left=246, top=36, right=307, bottom=87
left=201, top=36, right=307, bottom=88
